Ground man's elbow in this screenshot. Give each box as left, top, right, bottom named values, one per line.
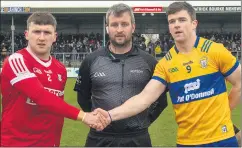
left=237, top=83, right=241, bottom=91
left=233, top=82, right=241, bottom=93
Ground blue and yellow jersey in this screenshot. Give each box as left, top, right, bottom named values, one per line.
left=152, top=36, right=240, bottom=145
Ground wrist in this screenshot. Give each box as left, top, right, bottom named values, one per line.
left=107, top=111, right=112, bottom=122
left=77, top=111, right=85, bottom=121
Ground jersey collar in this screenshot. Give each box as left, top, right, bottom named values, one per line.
left=26, top=46, right=52, bottom=67
left=174, top=36, right=200, bottom=53
left=105, top=41, right=139, bottom=61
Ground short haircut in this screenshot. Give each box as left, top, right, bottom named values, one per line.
left=166, top=2, right=196, bottom=21
left=106, top=3, right=135, bottom=25
left=27, top=12, right=57, bottom=30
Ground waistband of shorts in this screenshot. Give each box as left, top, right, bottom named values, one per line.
left=89, top=128, right=148, bottom=137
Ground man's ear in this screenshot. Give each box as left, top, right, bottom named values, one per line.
left=24, top=30, right=29, bottom=40
left=106, top=26, right=109, bottom=34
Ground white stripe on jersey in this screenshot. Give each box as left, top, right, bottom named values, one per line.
left=12, top=58, right=21, bottom=73
left=8, top=53, right=36, bottom=85
left=16, top=57, right=25, bottom=72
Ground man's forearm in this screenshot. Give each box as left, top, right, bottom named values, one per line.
left=108, top=79, right=166, bottom=122
left=228, top=85, right=241, bottom=110
left=109, top=94, right=150, bottom=121
left=15, top=78, right=81, bottom=120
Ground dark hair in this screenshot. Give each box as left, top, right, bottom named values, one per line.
left=106, top=3, right=135, bottom=25
left=27, top=12, right=57, bottom=30
left=166, top=2, right=196, bottom=21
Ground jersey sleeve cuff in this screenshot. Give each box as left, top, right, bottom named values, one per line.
left=152, top=76, right=167, bottom=86
left=223, top=60, right=240, bottom=77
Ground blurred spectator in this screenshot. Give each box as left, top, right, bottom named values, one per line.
left=1, top=43, right=8, bottom=60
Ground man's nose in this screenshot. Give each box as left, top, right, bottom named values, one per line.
left=38, top=32, right=45, bottom=40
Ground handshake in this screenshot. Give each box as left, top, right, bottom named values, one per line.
left=80, top=108, right=112, bottom=131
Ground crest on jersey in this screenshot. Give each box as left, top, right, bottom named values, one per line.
left=200, top=57, right=208, bottom=68
left=58, top=74, right=62, bottom=81
left=221, top=125, right=228, bottom=133
left=33, top=67, right=42, bottom=74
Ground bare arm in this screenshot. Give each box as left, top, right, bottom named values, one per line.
left=226, top=64, right=241, bottom=110
left=109, top=79, right=166, bottom=121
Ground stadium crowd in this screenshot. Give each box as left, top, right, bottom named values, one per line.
left=1, top=31, right=241, bottom=65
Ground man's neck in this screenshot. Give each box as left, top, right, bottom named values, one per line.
left=37, top=53, right=50, bottom=61
left=175, top=34, right=197, bottom=53
left=109, top=42, right=132, bottom=54
left=27, top=46, right=50, bottom=61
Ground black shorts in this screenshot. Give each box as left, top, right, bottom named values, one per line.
left=85, top=128, right=152, bottom=147
left=234, top=125, right=240, bottom=134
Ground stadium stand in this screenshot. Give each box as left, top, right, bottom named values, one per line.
left=1, top=31, right=241, bottom=67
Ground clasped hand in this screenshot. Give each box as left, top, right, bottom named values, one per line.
left=82, top=108, right=111, bottom=131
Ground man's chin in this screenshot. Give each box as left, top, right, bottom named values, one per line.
left=111, top=41, right=126, bottom=47
left=174, top=38, right=185, bottom=43
left=33, top=49, right=49, bottom=55
left=115, top=40, right=126, bottom=44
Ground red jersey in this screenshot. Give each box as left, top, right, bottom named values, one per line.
left=1, top=47, right=79, bottom=146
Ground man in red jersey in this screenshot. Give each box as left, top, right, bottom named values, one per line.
left=0, top=12, right=108, bottom=147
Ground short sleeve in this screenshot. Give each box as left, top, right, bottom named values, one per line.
left=152, top=59, right=168, bottom=86
left=213, top=44, right=239, bottom=77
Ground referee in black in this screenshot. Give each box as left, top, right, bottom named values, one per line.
left=74, top=3, right=168, bottom=147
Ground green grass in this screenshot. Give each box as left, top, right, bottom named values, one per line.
left=60, top=78, right=241, bottom=147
